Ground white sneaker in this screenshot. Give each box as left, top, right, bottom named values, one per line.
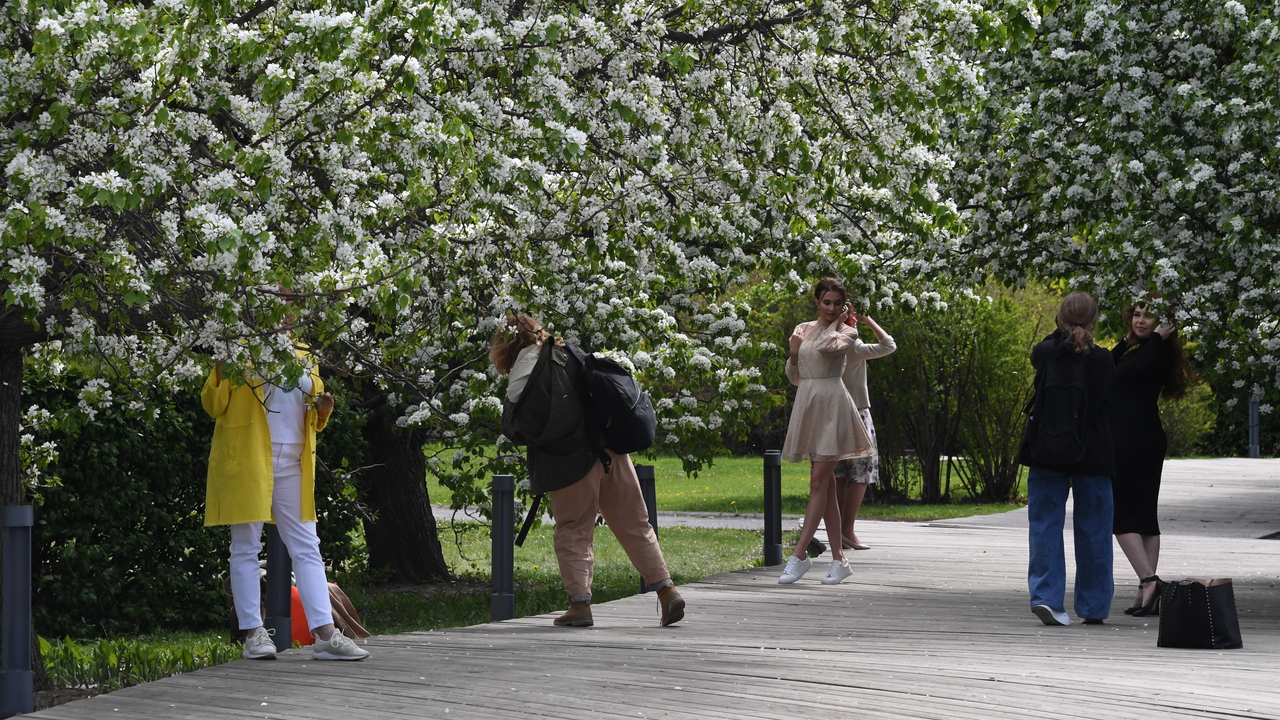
left=242, top=627, right=277, bottom=660
left=1032, top=604, right=1071, bottom=626
left=821, top=559, right=852, bottom=585
left=778, top=555, right=813, bottom=584
left=312, top=632, right=370, bottom=661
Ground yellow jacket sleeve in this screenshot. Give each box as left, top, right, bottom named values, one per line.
left=201, top=366, right=233, bottom=418
left=312, top=371, right=331, bottom=432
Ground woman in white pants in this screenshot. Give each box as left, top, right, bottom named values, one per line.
left=203, top=354, right=368, bottom=661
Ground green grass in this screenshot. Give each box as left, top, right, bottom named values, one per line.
left=39, top=632, right=239, bottom=693
left=426, top=454, right=1026, bottom=521
left=339, top=523, right=762, bottom=635
left=644, top=455, right=1025, bottom=519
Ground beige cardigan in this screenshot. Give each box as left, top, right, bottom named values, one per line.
left=841, top=333, right=897, bottom=409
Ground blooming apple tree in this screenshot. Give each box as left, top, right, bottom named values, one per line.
left=3, top=0, right=1014, bottom=579
left=948, top=0, right=1280, bottom=410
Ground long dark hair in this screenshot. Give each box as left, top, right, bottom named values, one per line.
left=1056, top=291, right=1098, bottom=354
left=1122, top=304, right=1191, bottom=400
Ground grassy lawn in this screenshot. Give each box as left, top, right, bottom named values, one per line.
left=644, top=455, right=1026, bottom=519
left=429, top=454, right=1028, bottom=521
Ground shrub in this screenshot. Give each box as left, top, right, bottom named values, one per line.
left=952, top=285, right=1055, bottom=501
left=1159, top=380, right=1217, bottom=457
left=27, top=369, right=362, bottom=637
left=1197, top=369, right=1280, bottom=458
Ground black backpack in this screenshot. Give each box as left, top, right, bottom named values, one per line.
left=501, top=342, right=583, bottom=450
left=566, top=343, right=657, bottom=462
left=1025, top=347, right=1090, bottom=465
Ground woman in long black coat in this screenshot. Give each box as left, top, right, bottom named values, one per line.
left=1110, top=304, right=1189, bottom=616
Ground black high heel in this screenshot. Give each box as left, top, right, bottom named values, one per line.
left=1131, top=575, right=1162, bottom=617
left=1124, top=581, right=1145, bottom=615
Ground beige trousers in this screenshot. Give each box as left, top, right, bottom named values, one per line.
left=549, top=449, right=671, bottom=602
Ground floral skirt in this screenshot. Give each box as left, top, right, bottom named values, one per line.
left=834, top=409, right=878, bottom=484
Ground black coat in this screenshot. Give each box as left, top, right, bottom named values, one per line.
left=1017, top=331, right=1116, bottom=477
left=501, top=343, right=600, bottom=494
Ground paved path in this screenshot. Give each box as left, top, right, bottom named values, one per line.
left=34, top=459, right=1280, bottom=719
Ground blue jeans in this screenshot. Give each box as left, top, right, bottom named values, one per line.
left=1027, top=468, right=1114, bottom=619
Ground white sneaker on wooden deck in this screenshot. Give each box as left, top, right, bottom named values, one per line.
left=821, top=559, right=852, bottom=585
left=778, top=555, right=813, bottom=584
left=312, top=632, right=370, bottom=661
left=242, top=627, right=277, bottom=660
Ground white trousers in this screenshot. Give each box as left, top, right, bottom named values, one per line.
left=229, top=443, right=334, bottom=632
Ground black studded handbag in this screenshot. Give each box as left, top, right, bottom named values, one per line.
left=1157, top=578, right=1243, bottom=649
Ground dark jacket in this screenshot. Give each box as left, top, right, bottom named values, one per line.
left=1109, top=332, right=1172, bottom=455
left=501, top=342, right=599, bottom=494
left=1016, top=330, right=1116, bottom=477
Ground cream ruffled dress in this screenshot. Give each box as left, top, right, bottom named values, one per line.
left=781, top=320, right=874, bottom=463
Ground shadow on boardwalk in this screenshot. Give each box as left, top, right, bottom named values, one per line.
left=33, top=459, right=1280, bottom=720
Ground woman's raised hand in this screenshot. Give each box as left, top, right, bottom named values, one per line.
left=314, top=391, right=335, bottom=414
left=789, top=329, right=805, bottom=355
left=1155, top=324, right=1176, bottom=339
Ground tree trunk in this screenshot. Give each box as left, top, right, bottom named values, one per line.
left=0, top=344, right=52, bottom=692
left=916, top=420, right=945, bottom=502
left=356, top=402, right=450, bottom=582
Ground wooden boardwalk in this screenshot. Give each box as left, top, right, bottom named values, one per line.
left=34, top=459, right=1280, bottom=719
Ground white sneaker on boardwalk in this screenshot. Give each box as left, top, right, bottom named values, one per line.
left=1032, top=604, right=1071, bottom=626
left=778, top=555, right=813, bottom=584
left=242, top=627, right=277, bottom=660
left=821, top=559, right=852, bottom=585
left=312, top=632, right=370, bottom=661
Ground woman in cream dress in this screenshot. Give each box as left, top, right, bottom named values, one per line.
left=778, top=277, right=874, bottom=585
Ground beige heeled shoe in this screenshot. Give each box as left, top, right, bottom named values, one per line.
left=842, top=535, right=870, bottom=551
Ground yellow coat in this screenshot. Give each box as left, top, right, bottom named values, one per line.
left=201, top=361, right=330, bottom=526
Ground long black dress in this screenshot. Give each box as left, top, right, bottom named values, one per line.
left=1110, top=332, right=1173, bottom=536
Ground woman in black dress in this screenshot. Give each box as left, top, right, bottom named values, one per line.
left=1110, top=304, right=1189, bottom=616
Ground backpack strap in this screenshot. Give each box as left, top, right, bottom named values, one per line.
left=515, top=493, right=543, bottom=547
left=564, top=342, right=612, bottom=474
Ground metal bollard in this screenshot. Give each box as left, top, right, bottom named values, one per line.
left=1249, top=396, right=1260, bottom=459
left=263, top=524, right=293, bottom=652
left=763, top=450, right=783, bottom=566
left=637, top=465, right=659, bottom=593
left=491, top=475, right=515, bottom=622
left=1, top=505, right=34, bottom=719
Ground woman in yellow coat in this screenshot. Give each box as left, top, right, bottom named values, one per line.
left=203, top=353, right=369, bottom=661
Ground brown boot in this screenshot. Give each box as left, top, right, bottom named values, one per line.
left=658, top=586, right=685, bottom=626
left=553, top=602, right=593, bottom=627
